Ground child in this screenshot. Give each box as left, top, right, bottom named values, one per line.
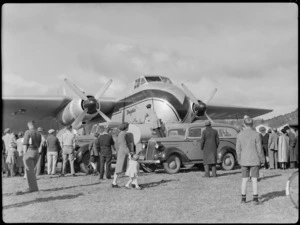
left=125, top=152, right=141, bottom=190
left=5, top=133, right=18, bottom=177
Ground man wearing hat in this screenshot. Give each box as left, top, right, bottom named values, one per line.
left=143, top=104, right=165, bottom=137
left=60, top=125, right=76, bottom=176
left=236, top=117, right=264, bottom=205
left=200, top=120, right=219, bottom=177
left=286, top=127, right=297, bottom=169
left=46, top=129, right=61, bottom=175
left=2, top=128, right=13, bottom=176
left=35, top=127, right=47, bottom=175
left=268, top=128, right=279, bottom=169
left=259, top=126, right=269, bottom=169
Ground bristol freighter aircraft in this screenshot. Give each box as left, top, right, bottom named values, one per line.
left=2, top=75, right=272, bottom=132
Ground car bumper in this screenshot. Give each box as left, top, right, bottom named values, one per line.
left=138, top=159, right=161, bottom=164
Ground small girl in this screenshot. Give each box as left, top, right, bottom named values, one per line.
left=125, top=152, right=141, bottom=190
left=5, top=133, right=18, bottom=177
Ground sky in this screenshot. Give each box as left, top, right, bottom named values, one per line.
left=2, top=3, right=298, bottom=119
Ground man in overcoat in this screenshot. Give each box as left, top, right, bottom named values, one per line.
left=268, top=128, right=279, bottom=169
left=200, top=120, right=219, bottom=177
left=286, top=127, right=297, bottom=169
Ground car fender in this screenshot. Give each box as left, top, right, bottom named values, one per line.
left=161, top=147, right=190, bottom=163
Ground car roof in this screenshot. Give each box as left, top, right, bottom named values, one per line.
left=166, top=122, right=238, bottom=130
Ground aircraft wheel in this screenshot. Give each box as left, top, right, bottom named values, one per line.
left=163, top=155, right=181, bottom=174
left=222, top=152, right=235, bottom=171
left=140, top=163, right=157, bottom=173
left=80, top=152, right=93, bottom=175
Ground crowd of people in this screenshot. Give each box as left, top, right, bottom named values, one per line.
left=2, top=120, right=142, bottom=193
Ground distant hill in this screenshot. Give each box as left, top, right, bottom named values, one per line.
left=212, top=108, right=298, bottom=129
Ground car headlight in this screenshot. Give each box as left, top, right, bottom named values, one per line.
left=155, top=143, right=159, bottom=149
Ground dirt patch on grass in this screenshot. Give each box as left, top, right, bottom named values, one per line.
left=2, top=167, right=298, bottom=223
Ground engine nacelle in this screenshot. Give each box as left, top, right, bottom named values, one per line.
left=56, top=98, right=97, bottom=126
left=192, top=100, right=207, bottom=120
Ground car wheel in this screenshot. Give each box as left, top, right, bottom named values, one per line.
left=222, top=152, right=235, bottom=171
left=80, top=152, right=93, bottom=174
left=163, top=155, right=181, bottom=174
left=140, top=163, right=157, bottom=173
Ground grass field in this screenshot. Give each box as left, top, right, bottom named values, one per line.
left=2, top=165, right=299, bottom=223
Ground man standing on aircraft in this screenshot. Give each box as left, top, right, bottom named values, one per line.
left=23, top=120, right=42, bottom=192
left=60, top=125, right=76, bottom=177
left=200, top=120, right=219, bottom=177
left=143, top=104, right=165, bottom=137
left=96, top=126, right=115, bottom=180
left=236, top=116, right=264, bottom=205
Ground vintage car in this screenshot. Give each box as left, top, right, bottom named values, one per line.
left=138, top=122, right=239, bottom=174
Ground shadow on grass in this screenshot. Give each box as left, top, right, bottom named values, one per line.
left=260, top=174, right=282, bottom=181
left=41, top=182, right=100, bottom=192
left=140, top=179, right=179, bottom=189
left=3, top=193, right=84, bottom=210
left=259, top=190, right=286, bottom=203
left=216, top=171, right=241, bottom=177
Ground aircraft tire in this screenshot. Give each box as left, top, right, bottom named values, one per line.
left=221, top=152, right=235, bottom=171
left=163, top=155, right=181, bottom=174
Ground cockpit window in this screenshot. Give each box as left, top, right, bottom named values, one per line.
left=161, top=76, right=172, bottom=84
left=145, top=76, right=162, bottom=82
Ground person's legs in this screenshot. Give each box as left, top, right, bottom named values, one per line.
left=62, top=154, right=67, bottom=175
left=268, top=149, right=274, bottom=169
left=35, top=154, right=41, bottom=175
left=69, top=153, right=75, bottom=175
left=211, top=164, right=217, bottom=177
left=47, top=152, right=52, bottom=175
left=241, top=166, right=250, bottom=203
left=24, top=154, right=38, bottom=191
left=105, top=156, right=112, bottom=179
left=125, top=177, right=133, bottom=188
left=52, top=152, right=58, bottom=174
left=99, top=155, right=105, bottom=179
left=132, top=177, right=140, bottom=188
left=40, top=149, right=46, bottom=174
left=204, top=164, right=210, bottom=177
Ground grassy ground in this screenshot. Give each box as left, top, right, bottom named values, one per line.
left=1, top=165, right=299, bottom=223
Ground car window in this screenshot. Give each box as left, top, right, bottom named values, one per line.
left=188, top=127, right=202, bottom=138
left=216, top=127, right=237, bottom=138
left=168, top=128, right=186, bottom=137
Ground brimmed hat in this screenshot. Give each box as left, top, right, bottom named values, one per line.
left=243, top=117, right=253, bottom=126
left=48, top=129, right=55, bottom=134
left=37, top=127, right=43, bottom=132
left=4, top=128, right=10, bottom=134
left=259, top=126, right=266, bottom=132
left=205, top=120, right=211, bottom=126
left=119, top=122, right=129, bottom=131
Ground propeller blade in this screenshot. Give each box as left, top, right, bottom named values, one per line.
left=97, top=109, right=111, bottom=122
left=181, top=83, right=199, bottom=105
left=95, top=79, right=113, bottom=100
left=72, top=108, right=88, bottom=128
left=204, top=88, right=217, bottom=104
left=64, top=78, right=88, bottom=101
left=205, top=111, right=214, bottom=124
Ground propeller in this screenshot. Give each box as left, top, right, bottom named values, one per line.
left=181, top=83, right=217, bottom=123
left=64, top=78, right=112, bottom=127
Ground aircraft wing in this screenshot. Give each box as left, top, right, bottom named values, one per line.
left=205, top=104, right=273, bottom=120
left=2, top=96, right=72, bottom=120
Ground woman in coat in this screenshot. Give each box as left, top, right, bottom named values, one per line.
left=112, top=122, right=134, bottom=188
left=278, top=129, right=289, bottom=169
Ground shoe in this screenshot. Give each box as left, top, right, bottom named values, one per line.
left=241, top=199, right=246, bottom=204
left=135, top=186, right=142, bottom=190
left=131, top=184, right=136, bottom=188
left=106, top=177, right=112, bottom=179
left=253, top=200, right=260, bottom=205
left=99, top=177, right=104, bottom=180
left=112, top=184, right=120, bottom=188
left=125, top=185, right=130, bottom=189
left=72, top=174, right=77, bottom=177
left=59, top=174, right=65, bottom=177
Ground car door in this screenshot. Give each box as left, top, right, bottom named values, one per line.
left=183, top=127, right=203, bottom=160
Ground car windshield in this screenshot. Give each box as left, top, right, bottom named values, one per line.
left=167, top=128, right=186, bottom=138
